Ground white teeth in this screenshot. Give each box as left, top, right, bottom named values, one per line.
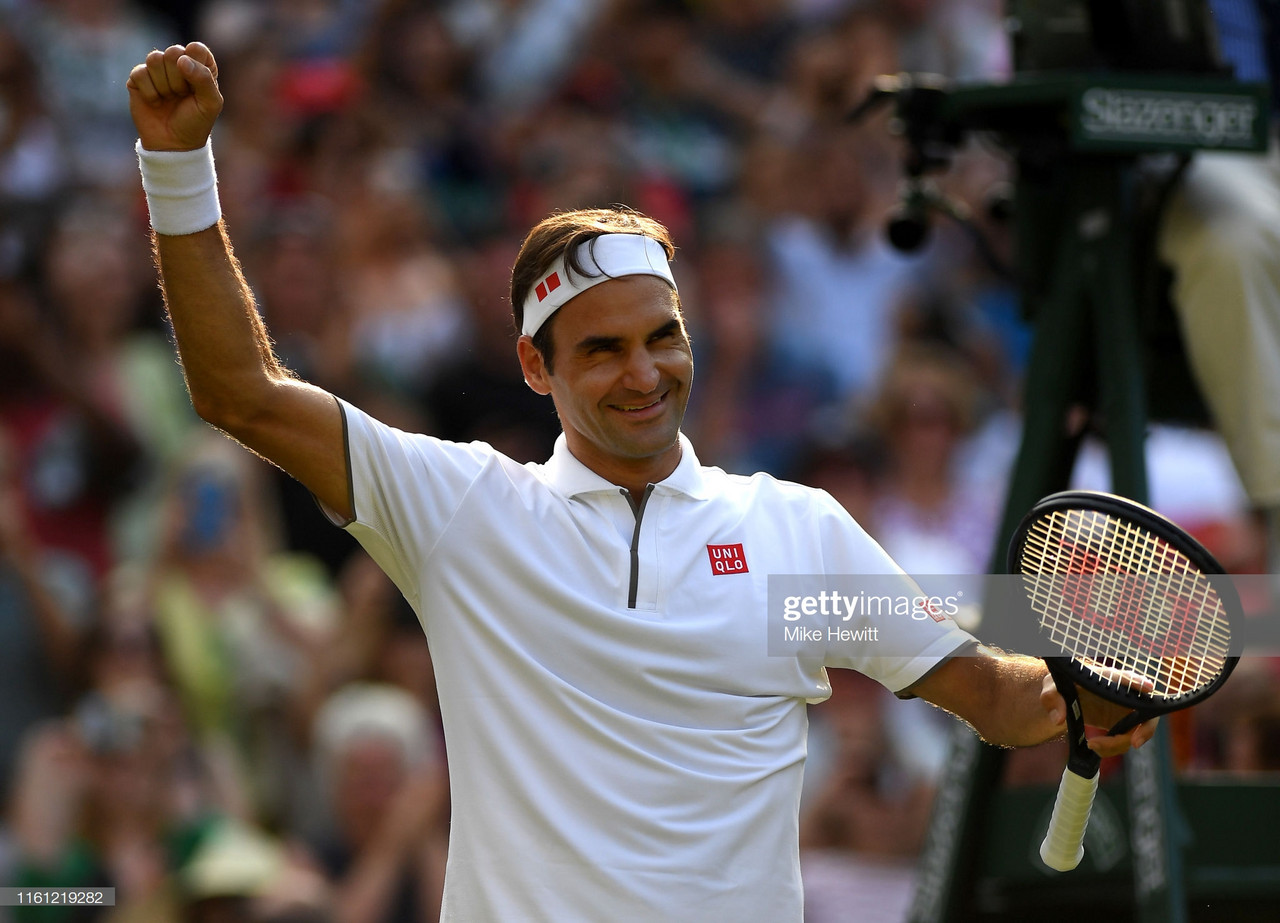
left=616, top=396, right=662, bottom=412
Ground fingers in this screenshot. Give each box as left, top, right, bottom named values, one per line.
left=1040, top=674, right=1065, bottom=727
left=127, top=42, right=224, bottom=150
left=1076, top=684, right=1151, bottom=736
left=144, top=47, right=177, bottom=98
left=1087, top=717, right=1159, bottom=757
left=183, top=41, right=218, bottom=79
left=1108, top=668, right=1155, bottom=695
left=128, top=44, right=219, bottom=104
left=163, top=45, right=191, bottom=96
left=178, top=50, right=224, bottom=111
left=128, top=47, right=184, bottom=101
left=126, top=62, right=158, bottom=103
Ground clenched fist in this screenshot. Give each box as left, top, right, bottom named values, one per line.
left=126, top=42, right=223, bottom=152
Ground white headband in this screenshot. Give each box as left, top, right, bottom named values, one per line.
left=521, top=233, right=677, bottom=337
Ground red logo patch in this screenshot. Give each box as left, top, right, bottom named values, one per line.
left=535, top=271, right=562, bottom=303
left=707, top=543, right=748, bottom=576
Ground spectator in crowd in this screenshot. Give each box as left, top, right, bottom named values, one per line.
left=4, top=579, right=232, bottom=921
left=241, top=202, right=361, bottom=576
left=177, top=814, right=333, bottom=923
left=308, top=683, right=448, bottom=923
left=444, top=0, right=618, bottom=116
left=764, top=123, right=927, bottom=413
left=354, top=3, right=500, bottom=243
left=0, top=428, right=83, bottom=795
left=0, top=23, right=70, bottom=278
left=420, top=233, right=561, bottom=463
left=863, top=341, right=1000, bottom=576
left=800, top=671, right=936, bottom=923
left=876, top=0, right=1009, bottom=81
left=0, top=273, right=145, bottom=606
left=43, top=196, right=190, bottom=463
left=334, top=175, right=469, bottom=400
left=41, top=194, right=200, bottom=562
left=20, top=0, right=175, bottom=186
left=145, top=433, right=338, bottom=826
left=679, top=224, right=832, bottom=475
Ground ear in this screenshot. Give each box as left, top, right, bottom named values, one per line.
left=517, top=336, right=552, bottom=395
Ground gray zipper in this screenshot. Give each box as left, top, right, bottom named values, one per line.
left=627, top=484, right=656, bottom=609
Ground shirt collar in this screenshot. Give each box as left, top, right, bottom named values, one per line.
left=540, top=432, right=711, bottom=500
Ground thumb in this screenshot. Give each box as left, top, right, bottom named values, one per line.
left=178, top=54, right=223, bottom=110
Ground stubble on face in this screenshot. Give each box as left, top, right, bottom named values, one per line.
left=531, top=276, right=693, bottom=489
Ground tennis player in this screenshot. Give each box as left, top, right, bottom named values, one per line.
left=128, top=42, right=1156, bottom=922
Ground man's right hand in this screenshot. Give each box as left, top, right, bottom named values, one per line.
left=126, top=42, right=223, bottom=152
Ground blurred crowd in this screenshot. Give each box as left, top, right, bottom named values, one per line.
left=0, top=0, right=1275, bottom=921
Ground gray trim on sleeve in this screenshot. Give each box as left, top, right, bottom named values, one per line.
left=339, top=396, right=355, bottom=523
left=309, top=394, right=356, bottom=528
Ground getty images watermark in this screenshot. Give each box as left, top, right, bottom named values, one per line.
left=768, top=575, right=982, bottom=658
left=768, top=574, right=1271, bottom=659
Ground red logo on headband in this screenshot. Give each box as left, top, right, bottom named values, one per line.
left=535, top=271, right=562, bottom=303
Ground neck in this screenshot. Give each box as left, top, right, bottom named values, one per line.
left=566, top=437, right=683, bottom=501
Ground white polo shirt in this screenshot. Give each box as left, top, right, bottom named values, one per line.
left=337, top=399, right=975, bottom=923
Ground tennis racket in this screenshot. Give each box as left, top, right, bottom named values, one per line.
left=1007, top=490, right=1240, bottom=872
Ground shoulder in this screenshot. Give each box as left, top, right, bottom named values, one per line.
left=340, top=397, right=549, bottom=496
left=697, top=463, right=853, bottom=521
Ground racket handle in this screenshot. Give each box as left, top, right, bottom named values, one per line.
left=1039, top=765, right=1099, bottom=871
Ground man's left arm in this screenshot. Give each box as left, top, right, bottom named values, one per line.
left=907, top=646, right=1158, bottom=757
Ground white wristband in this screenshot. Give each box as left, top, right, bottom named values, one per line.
left=135, top=139, right=222, bottom=236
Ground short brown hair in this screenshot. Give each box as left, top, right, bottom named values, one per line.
left=510, top=207, right=676, bottom=371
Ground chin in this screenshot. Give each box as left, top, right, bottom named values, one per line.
left=630, top=429, right=683, bottom=461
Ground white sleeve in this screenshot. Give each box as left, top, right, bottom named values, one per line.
left=335, top=398, right=498, bottom=608
left=811, top=492, right=978, bottom=694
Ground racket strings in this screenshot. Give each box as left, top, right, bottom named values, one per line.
left=1024, top=513, right=1224, bottom=696
left=1019, top=509, right=1232, bottom=700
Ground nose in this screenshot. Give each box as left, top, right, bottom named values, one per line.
left=620, top=344, right=661, bottom=393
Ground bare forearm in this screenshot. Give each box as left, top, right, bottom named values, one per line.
left=912, top=646, right=1062, bottom=749
left=969, top=650, right=1062, bottom=747
left=131, top=44, right=351, bottom=517
left=912, top=645, right=1159, bottom=757
left=154, top=221, right=285, bottom=427
left=152, top=220, right=350, bottom=514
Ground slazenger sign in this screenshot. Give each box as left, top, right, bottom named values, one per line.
left=1078, top=87, right=1260, bottom=149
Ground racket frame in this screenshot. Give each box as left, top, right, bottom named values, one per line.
left=1009, top=489, right=1240, bottom=720
left=1009, top=489, right=1242, bottom=871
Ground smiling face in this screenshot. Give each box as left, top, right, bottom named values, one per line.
left=518, top=275, right=693, bottom=492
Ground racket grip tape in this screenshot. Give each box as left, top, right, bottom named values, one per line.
left=1039, top=765, right=1099, bottom=871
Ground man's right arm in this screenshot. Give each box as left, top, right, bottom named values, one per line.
left=128, top=43, right=352, bottom=521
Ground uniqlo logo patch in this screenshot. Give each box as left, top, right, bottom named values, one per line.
left=707, top=543, right=748, bottom=575
left=535, top=271, right=562, bottom=302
